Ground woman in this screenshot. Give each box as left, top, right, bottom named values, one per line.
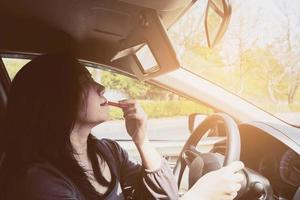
left=0, top=54, right=244, bottom=200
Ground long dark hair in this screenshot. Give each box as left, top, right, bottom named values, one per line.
left=1, top=53, right=109, bottom=199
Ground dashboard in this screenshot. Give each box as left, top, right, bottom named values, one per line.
left=239, top=122, right=300, bottom=200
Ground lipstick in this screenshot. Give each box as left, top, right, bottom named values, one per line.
left=107, top=101, right=129, bottom=109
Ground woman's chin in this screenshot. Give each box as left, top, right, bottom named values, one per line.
left=96, top=116, right=110, bottom=124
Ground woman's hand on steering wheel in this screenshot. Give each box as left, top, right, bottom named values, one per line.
left=181, top=161, right=245, bottom=200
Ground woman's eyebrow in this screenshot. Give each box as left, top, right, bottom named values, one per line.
left=98, top=83, right=106, bottom=92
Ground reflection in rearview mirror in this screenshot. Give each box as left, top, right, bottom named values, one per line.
left=205, top=0, right=231, bottom=48
left=135, top=44, right=159, bottom=73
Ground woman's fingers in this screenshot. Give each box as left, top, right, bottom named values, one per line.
left=123, top=113, right=139, bottom=120
left=123, top=107, right=145, bottom=119
left=185, top=162, right=245, bottom=200
left=225, top=183, right=242, bottom=193
left=220, top=163, right=245, bottom=199
left=120, top=100, right=146, bottom=121
left=119, top=99, right=148, bottom=145
left=119, top=100, right=138, bottom=114
left=123, top=107, right=137, bottom=116
left=221, top=192, right=238, bottom=200
left=223, top=161, right=245, bottom=173
left=187, top=161, right=245, bottom=200
left=226, top=172, right=245, bottom=182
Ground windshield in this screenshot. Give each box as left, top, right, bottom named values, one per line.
left=168, top=0, right=300, bottom=126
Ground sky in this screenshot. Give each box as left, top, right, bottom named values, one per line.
left=169, top=0, right=300, bottom=64
left=220, top=0, right=300, bottom=62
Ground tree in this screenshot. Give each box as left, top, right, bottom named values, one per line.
left=219, top=1, right=262, bottom=96
left=240, top=47, right=285, bottom=102
left=100, top=71, right=177, bottom=100
left=101, top=71, right=150, bottom=99
left=272, top=0, right=300, bottom=104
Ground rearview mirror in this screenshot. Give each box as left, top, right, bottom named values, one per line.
left=188, top=113, right=208, bottom=134
left=205, top=0, right=231, bottom=48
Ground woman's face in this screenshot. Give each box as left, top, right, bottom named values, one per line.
left=77, top=73, right=109, bottom=126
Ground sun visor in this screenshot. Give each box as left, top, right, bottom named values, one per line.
left=120, top=0, right=192, bottom=11
left=110, top=9, right=181, bottom=80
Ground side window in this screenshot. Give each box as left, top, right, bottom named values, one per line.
left=2, top=58, right=30, bottom=80
left=87, top=67, right=213, bottom=140
left=87, top=67, right=213, bottom=163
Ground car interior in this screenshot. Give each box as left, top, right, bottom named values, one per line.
left=0, top=0, right=299, bottom=200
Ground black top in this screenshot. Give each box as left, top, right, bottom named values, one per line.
left=3, top=139, right=179, bottom=200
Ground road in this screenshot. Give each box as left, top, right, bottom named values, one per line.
left=92, top=116, right=191, bottom=160
left=92, top=116, right=190, bottom=141
left=92, top=116, right=215, bottom=159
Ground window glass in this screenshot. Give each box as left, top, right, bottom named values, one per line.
left=87, top=67, right=213, bottom=142
left=2, top=58, right=30, bottom=80
left=169, top=0, right=300, bottom=126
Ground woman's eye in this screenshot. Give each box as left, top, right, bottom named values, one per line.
left=91, top=81, right=105, bottom=95
left=97, top=86, right=105, bottom=96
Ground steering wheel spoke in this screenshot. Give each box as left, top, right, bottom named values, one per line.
left=182, top=145, right=202, bottom=166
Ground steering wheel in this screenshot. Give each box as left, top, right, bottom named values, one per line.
left=173, top=113, right=241, bottom=190
left=173, top=113, right=274, bottom=200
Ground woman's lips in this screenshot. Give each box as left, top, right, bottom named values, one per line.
left=100, top=99, right=108, bottom=106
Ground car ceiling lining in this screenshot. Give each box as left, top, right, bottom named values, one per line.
left=0, top=0, right=195, bottom=78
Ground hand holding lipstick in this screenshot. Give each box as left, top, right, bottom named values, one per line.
left=116, top=99, right=161, bottom=171
left=107, top=99, right=163, bottom=171
left=117, top=99, right=148, bottom=146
